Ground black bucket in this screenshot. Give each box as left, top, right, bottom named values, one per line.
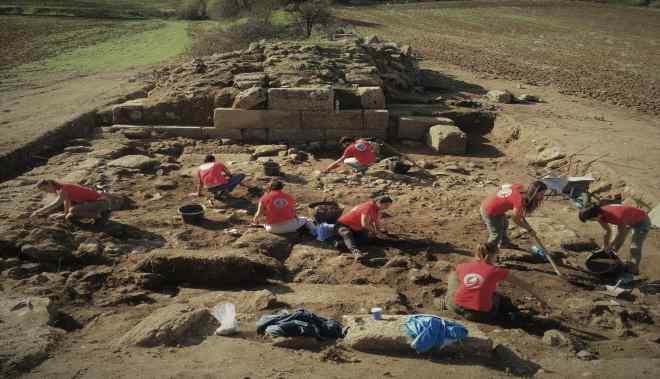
left=585, top=250, right=623, bottom=276
left=178, top=203, right=205, bottom=224
left=263, top=160, right=280, bottom=176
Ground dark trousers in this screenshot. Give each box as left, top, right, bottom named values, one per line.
left=335, top=223, right=369, bottom=251
left=207, top=174, right=245, bottom=198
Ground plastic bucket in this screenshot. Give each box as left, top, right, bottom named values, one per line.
left=178, top=203, right=205, bottom=224
left=585, top=250, right=623, bottom=276
left=263, top=160, right=280, bottom=176
left=371, top=307, right=383, bottom=320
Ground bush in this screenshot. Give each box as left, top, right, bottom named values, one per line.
left=207, top=0, right=243, bottom=19
left=292, top=0, right=333, bottom=38
left=189, top=20, right=287, bottom=56
left=177, top=0, right=208, bottom=20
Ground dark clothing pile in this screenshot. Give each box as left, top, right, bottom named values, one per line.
left=256, top=309, right=348, bottom=341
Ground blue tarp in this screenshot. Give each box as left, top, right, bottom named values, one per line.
left=403, top=314, right=468, bottom=353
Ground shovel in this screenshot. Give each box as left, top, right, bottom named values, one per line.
left=530, top=235, right=562, bottom=277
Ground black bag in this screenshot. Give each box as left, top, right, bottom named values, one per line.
left=309, top=201, right=343, bottom=224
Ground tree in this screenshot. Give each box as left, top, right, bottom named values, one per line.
left=292, top=0, right=332, bottom=38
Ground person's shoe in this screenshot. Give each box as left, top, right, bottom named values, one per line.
left=350, top=248, right=366, bottom=261
left=618, top=272, right=635, bottom=285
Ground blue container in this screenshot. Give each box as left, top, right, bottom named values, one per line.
left=371, top=307, right=382, bottom=321
left=531, top=245, right=546, bottom=257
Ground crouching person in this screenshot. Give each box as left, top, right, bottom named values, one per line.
left=253, top=180, right=314, bottom=235
left=322, top=137, right=376, bottom=175
left=579, top=204, right=651, bottom=278
left=195, top=154, right=245, bottom=204
left=445, top=243, right=549, bottom=323
left=32, top=179, right=110, bottom=222
left=335, top=196, right=393, bottom=259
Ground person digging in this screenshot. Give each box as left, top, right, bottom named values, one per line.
left=579, top=203, right=651, bottom=283
left=192, top=154, right=255, bottom=206
left=445, top=242, right=550, bottom=323
left=252, top=179, right=315, bottom=235
left=31, top=179, right=111, bottom=224
left=334, top=195, right=393, bottom=260
left=321, top=137, right=376, bottom=176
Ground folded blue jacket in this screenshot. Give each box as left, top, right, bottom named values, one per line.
left=403, top=314, right=468, bottom=353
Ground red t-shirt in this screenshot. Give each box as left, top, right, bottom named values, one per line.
left=344, top=140, right=376, bottom=167
left=453, top=261, right=509, bottom=312
left=481, top=184, right=525, bottom=217
left=260, top=190, right=296, bottom=225
left=599, top=205, right=647, bottom=226
left=338, top=200, right=379, bottom=231
left=60, top=183, right=102, bottom=204
left=198, top=162, right=228, bottom=187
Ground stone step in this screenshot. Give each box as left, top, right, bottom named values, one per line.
left=107, top=124, right=240, bottom=140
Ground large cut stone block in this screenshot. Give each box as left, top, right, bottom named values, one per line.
left=113, top=99, right=145, bottom=124
left=214, top=108, right=301, bottom=129
left=357, top=87, right=386, bottom=109
left=342, top=315, right=492, bottom=357
left=364, top=110, right=389, bottom=131
left=243, top=128, right=268, bottom=143
left=398, top=116, right=454, bottom=141
left=269, top=128, right=325, bottom=144
left=426, top=123, right=467, bottom=155
left=302, top=110, right=363, bottom=130
left=268, top=87, right=334, bottom=112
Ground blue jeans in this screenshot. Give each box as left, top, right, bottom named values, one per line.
left=207, top=174, right=245, bottom=197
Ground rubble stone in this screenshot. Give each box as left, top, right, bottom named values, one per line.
left=357, top=87, right=386, bottom=109
left=487, top=90, right=513, bottom=104
left=426, top=124, right=467, bottom=155
left=108, top=155, right=160, bottom=171
left=232, top=87, right=267, bottom=110
left=399, top=116, right=454, bottom=141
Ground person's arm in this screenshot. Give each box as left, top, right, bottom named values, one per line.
left=31, top=193, right=64, bottom=217
left=511, top=207, right=534, bottom=232
left=253, top=201, right=264, bottom=224
left=62, top=196, right=72, bottom=218
left=599, top=220, right=613, bottom=251
left=504, top=272, right=550, bottom=309
left=361, top=213, right=378, bottom=234
left=322, top=154, right=347, bottom=173
left=196, top=171, right=203, bottom=196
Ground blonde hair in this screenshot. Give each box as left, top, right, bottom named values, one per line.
left=474, top=243, right=498, bottom=261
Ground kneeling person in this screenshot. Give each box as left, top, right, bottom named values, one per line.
left=32, top=180, right=109, bottom=222
left=196, top=154, right=245, bottom=201
left=253, top=180, right=313, bottom=234
left=335, top=196, right=392, bottom=259
left=322, top=137, right=376, bottom=175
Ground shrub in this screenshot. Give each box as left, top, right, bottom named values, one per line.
left=207, top=0, right=243, bottom=19
left=292, top=0, right=333, bottom=38
left=177, top=0, right=208, bottom=20
left=189, top=20, right=288, bottom=56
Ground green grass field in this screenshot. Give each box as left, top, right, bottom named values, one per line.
left=1, top=0, right=181, bottom=17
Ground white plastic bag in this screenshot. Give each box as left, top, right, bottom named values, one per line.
left=212, top=302, right=239, bottom=336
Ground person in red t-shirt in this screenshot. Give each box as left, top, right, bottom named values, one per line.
left=480, top=181, right=547, bottom=249
left=321, top=137, right=376, bottom=175
left=579, top=204, right=651, bottom=275
left=335, top=196, right=393, bottom=259
left=193, top=155, right=247, bottom=204
left=253, top=180, right=313, bottom=235
left=32, top=179, right=109, bottom=222
left=445, top=243, right=549, bottom=323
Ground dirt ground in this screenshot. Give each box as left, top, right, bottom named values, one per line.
left=1, top=62, right=660, bottom=377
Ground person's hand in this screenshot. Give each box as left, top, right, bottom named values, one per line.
left=188, top=192, right=200, bottom=197
left=48, top=212, right=65, bottom=220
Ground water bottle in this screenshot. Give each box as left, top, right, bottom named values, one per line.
left=531, top=245, right=546, bottom=257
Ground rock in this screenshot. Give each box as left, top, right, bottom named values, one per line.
left=18, top=226, right=75, bottom=263
left=531, top=147, right=565, bottom=167
left=356, top=87, right=386, bottom=109
left=426, top=124, right=467, bottom=155
left=112, top=99, right=144, bottom=124
left=490, top=329, right=543, bottom=376
left=96, top=291, right=154, bottom=307
left=516, top=94, right=539, bottom=102
left=233, top=72, right=267, bottom=90
left=445, top=164, right=470, bottom=175
left=364, top=35, right=383, bottom=45
left=345, top=72, right=383, bottom=87
left=649, top=203, right=660, bottom=228
left=122, top=128, right=151, bottom=140
left=0, top=295, right=64, bottom=377
left=398, top=116, right=454, bottom=141
left=64, top=146, right=92, bottom=154
left=560, top=236, right=598, bottom=252
left=268, top=87, right=334, bottom=112
left=251, top=289, right=278, bottom=311
left=108, top=155, right=160, bottom=171
left=136, top=248, right=283, bottom=287
left=154, top=178, right=178, bottom=191
left=487, top=90, right=513, bottom=104
left=342, top=315, right=492, bottom=357
left=232, top=230, right=293, bottom=262
left=214, top=87, right=240, bottom=108
left=576, top=350, right=597, bottom=361
left=542, top=329, right=572, bottom=348
left=408, top=269, right=437, bottom=285
left=0, top=257, right=20, bottom=271
left=232, top=87, right=267, bottom=110
left=65, top=268, right=111, bottom=300
left=3, top=263, right=42, bottom=280
left=250, top=144, right=288, bottom=160
left=117, top=303, right=218, bottom=348
left=384, top=257, right=410, bottom=269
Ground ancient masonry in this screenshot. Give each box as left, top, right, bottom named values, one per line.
left=104, top=36, right=476, bottom=153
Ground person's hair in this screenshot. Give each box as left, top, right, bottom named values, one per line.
left=268, top=179, right=284, bottom=191
left=375, top=195, right=393, bottom=204
left=474, top=242, right=498, bottom=261
left=523, top=181, right=547, bottom=213
left=204, top=154, right=216, bottom=163
left=339, top=136, right=355, bottom=146
left=36, top=179, right=59, bottom=190
left=579, top=204, right=601, bottom=223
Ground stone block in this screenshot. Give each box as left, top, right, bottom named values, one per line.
left=268, top=87, right=334, bottom=112
left=234, top=72, right=267, bottom=90
left=326, top=128, right=387, bottom=141
left=426, top=124, right=467, bottom=155
left=113, top=99, right=145, bottom=124
left=302, top=110, right=363, bottom=130
left=202, top=127, right=242, bottom=140
left=341, top=315, right=492, bottom=357
left=214, top=109, right=301, bottom=129
left=243, top=128, right=268, bottom=143
left=364, top=110, right=389, bottom=131
left=357, top=87, right=386, bottom=109
left=269, top=128, right=325, bottom=144
left=232, top=87, right=267, bottom=110
left=398, top=116, right=454, bottom=141
left=152, top=126, right=204, bottom=139
left=346, top=72, right=383, bottom=87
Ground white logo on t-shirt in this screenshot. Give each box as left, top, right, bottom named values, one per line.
left=273, top=198, right=289, bottom=208
left=355, top=142, right=367, bottom=152
left=497, top=184, right=513, bottom=198
left=463, top=273, right=484, bottom=289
